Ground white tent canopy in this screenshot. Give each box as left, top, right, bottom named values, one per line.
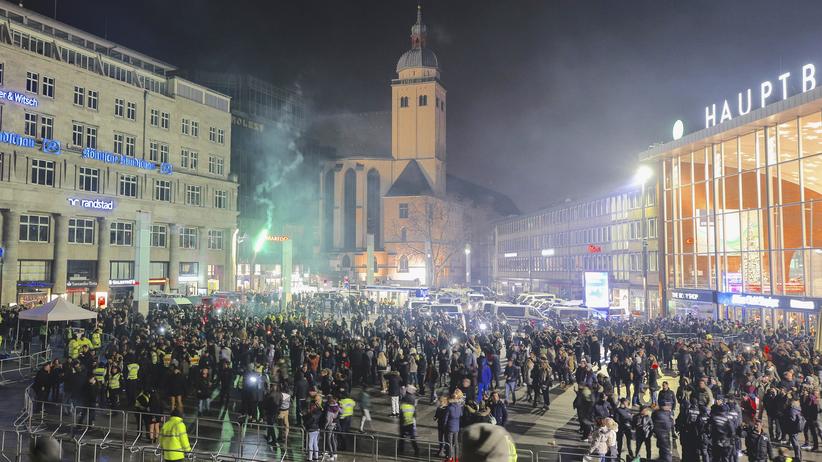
left=18, top=298, right=98, bottom=322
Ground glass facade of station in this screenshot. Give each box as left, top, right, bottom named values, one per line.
left=662, top=113, right=822, bottom=327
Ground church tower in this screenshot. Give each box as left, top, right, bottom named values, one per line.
left=391, top=6, right=447, bottom=195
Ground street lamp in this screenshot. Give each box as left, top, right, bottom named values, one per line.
left=635, top=165, right=653, bottom=319
left=464, top=244, right=471, bottom=286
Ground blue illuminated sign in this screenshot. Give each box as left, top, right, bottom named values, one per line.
left=67, top=197, right=115, bottom=210
left=42, top=138, right=61, bottom=155
left=82, top=147, right=172, bottom=175
left=0, top=131, right=35, bottom=149
left=0, top=89, right=38, bottom=108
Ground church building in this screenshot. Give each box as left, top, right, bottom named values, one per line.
left=315, top=7, right=517, bottom=287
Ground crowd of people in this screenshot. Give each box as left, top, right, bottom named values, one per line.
left=19, top=292, right=822, bottom=462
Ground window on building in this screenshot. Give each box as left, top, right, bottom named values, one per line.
left=180, top=227, right=198, bottom=249
left=85, top=126, right=97, bottom=148
left=114, top=98, right=124, bottom=117
left=25, top=71, right=38, bottom=93
left=154, top=179, right=171, bottom=202
left=161, top=112, right=169, bottom=129
left=217, top=128, right=225, bottom=144
left=185, top=185, right=201, bottom=206
left=150, top=224, right=167, bottom=247
left=113, top=133, right=124, bottom=154
left=150, top=108, right=159, bottom=126
left=214, top=190, right=227, bottom=209
left=648, top=218, right=657, bottom=239
left=72, top=123, right=83, bottom=146
left=159, top=143, right=169, bottom=163
left=418, top=95, right=427, bottom=106
left=399, top=203, right=409, bottom=219
left=73, top=86, right=84, bottom=106
left=400, top=96, right=409, bottom=107
left=87, top=90, right=98, bottom=110
left=41, top=76, right=54, bottom=98
left=19, top=260, right=51, bottom=281
left=110, top=261, right=134, bottom=279
left=209, top=127, right=216, bottom=142
left=149, top=141, right=159, bottom=162
left=191, top=120, right=199, bottom=137
left=181, top=149, right=198, bottom=170
left=399, top=255, right=409, bottom=273
left=180, top=262, right=198, bottom=276
left=208, top=156, right=224, bottom=175
left=125, top=135, right=136, bottom=156
left=110, top=222, right=133, bottom=246
left=400, top=227, right=407, bottom=242
left=39, top=115, right=53, bottom=139
left=207, top=229, right=224, bottom=250
left=119, top=174, right=137, bottom=197
left=68, top=218, right=95, bottom=244
left=126, top=101, right=136, bottom=120
left=78, top=167, right=99, bottom=192
left=0, top=63, right=4, bottom=85
left=24, top=113, right=37, bottom=136
left=19, top=215, right=49, bottom=242
left=181, top=118, right=190, bottom=135
left=30, top=159, right=54, bottom=186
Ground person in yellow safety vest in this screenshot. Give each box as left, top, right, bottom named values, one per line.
left=77, top=333, right=93, bottom=353
left=108, top=365, right=123, bottom=408
left=339, top=395, right=356, bottom=450
left=125, top=362, right=140, bottom=407
left=160, top=409, right=191, bottom=462
left=92, top=362, right=107, bottom=403
left=460, top=422, right=519, bottom=462
left=91, top=328, right=102, bottom=350
left=398, top=394, right=420, bottom=456
left=67, top=334, right=80, bottom=360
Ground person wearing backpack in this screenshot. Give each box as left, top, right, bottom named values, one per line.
left=782, top=398, right=803, bottom=461
left=632, top=405, right=653, bottom=461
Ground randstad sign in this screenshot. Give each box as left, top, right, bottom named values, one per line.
left=82, top=147, right=173, bottom=175
left=705, top=63, right=817, bottom=129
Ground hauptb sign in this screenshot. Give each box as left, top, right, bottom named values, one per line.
left=705, top=63, right=817, bottom=129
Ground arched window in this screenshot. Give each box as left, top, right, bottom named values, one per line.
left=400, top=96, right=409, bottom=108
left=366, top=169, right=381, bottom=249
left=398, top=255, right=409, bottom=273
left=418, top=95, right=427, bottom=106
left=343, top=168, right=356, bottom=249
left=341, top=255, right=351, bottom=268
left=400, top=227, right=407, bottom=242
left=323, top=170, right=335, bottom=249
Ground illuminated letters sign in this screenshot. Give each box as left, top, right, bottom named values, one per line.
left=705, top=63, right=817, bottom=128
left=670, top=289, right=716, bottom=304
left=717, top=291, right=820, bottom=311
left=82, top=147, right=173, bottom=175
left=67, top=197, right=115, bottom=210
left=0, top=88, right=38, bottom=107
left=266, top=235, right=290, bottom=242
left=108, top=279, right=136, bottom=286
left=0, top=131, right=35, bottom=149
left=42, top=138, right=61, bottom=155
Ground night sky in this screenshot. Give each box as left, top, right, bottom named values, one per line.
left=21, top=0, right=822, bottom=211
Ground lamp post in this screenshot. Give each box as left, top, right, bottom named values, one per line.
left=636, top=165, right=654, bottom=319
left=464, top=244, right=471, bottom=285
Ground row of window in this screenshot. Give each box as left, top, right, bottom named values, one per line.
left=28, top=159, right=228, bottom=207
left=18, top=260, right=221, bottom=283
left=497, top=218, right=659, bottom=253
left=20, top=215, right=226, bottom=250
left=497, top=251, right=659, bottom=273
left=398, top=94, right=446, bottom=111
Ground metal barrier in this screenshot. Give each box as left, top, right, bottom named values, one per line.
left=316, top=429, right=377, bottom=461
left=239, top=420, right=307, bottom=460
left=0, top=348, right=52, bottom=383
left=536, top=449, right=623, bottom=462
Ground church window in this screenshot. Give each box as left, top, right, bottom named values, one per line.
left=399, top=255, right=409, bottom=273
left=399, top=203, right=409, bottom=219
left=418, top=95, right=428, bottom=106
left=400, top=96, right=409, bottom=108
left=367, top=169, right=381, bottom=248
left=400, top=227, right=407, bottom=242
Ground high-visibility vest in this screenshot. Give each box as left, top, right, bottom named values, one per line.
left=68, top=339, right=80, bottom=359
left=93, top=367, right=107, bottom=382
left=126, top=363, right=140, bottom=380
left=160, top=416, right=191, bottom=461
left=339, top=398, right=356, bottom=418
left=108, top=372, right=122, bottom=390
left=91, top=332, right=102, bottom=349
left=505, top=434, right=518, bottom=462
left=39, top=325, right=47, bottom=336
left=190, top=355, right=200, bottom=366
left=400, top=403, right=415, bottom=426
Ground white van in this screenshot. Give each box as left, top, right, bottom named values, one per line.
left=484, top=302, right=547, bottom=324
left=542, top=306, right=601, bottom=321
left=423, top=304, right=467, bottom=330
left=149, top=294, right=194, bottom=312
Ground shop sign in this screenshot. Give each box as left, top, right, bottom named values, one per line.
left=82, top=147, right=173, bottom=175
left=717, top=291, right=820, bottom=311
left=0, top=131, right=35, bottom=149
left=108, top=279, right=136, bottom=286
left=669, top=288, right=717, bottom=304
left=705, top=62, right=817, bottom=128
left=67, top=197, right=115, bottom=210
left=178, top=275, right=199, bottom=282
left=232, top=115, right=265, bottom=132
left=0, top=88, right=38, bottom=107
left=66, top=280, right=96, bottom=288
left=17, top=281, right=52, bottom=288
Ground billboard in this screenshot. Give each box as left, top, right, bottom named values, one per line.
left=584, top=272, right=610, bottom=309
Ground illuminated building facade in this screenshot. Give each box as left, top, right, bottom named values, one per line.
left=493, top=187, right=661, bottom=316
left=642, top=61, right=822, bottom=327
left=0, top=2, right=238, bottom=306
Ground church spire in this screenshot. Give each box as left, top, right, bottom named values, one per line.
left=410, top=4, right=427, bottom=49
